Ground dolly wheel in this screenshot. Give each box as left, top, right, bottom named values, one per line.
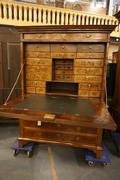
left=27, top=151, right=32, bottom=157
left=103, top=162, right=108, bottom=167
left=88, top=161, right=95, bottom=166
left=12, top=149, right=19, bottom=156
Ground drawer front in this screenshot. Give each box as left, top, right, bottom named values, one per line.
left=51, top=44, right=77, bottom=52
left=26, top=65, right=51, bottom=74
left=36, top=87, right=45, bottom=94
left=54, top=59, right=73, bottom=65
left=55, top=64, right=73, bottom=70
left=55, top=75, right=73, bottom=81
left=79, top=83, right=101, bottom=90
left=89, top=91, right=101, bottom=97
left=23, top=128, right=97, bottom=145
left=55, top=70, right=73, bottom=75
left=22, top=121, right=97, bottom=134
left=26, top=52, right=51, bottom=58
left=51, top=53, right=76, bottom=58
left=74, top=68, right=103, bottom=75
left=78, top=90, right=89, bottom=97
left=26, top=58, right=52, bottom=65
left=26, top=87, right=35, bottom=93
left=74, top=76, right=102, bottom=83
left=26, top=73, right=51, bottom=81
left=25, top=43, right=50, bottom=52
left=26, top=87, right=45, bottom=94
left=77, top=53, right=104, bottom=59
left=23, top=33, right=107, bottom=41
left=79, top=90, right=101, bottom=97
left=74, top=59, right=103, bottom=67
left=77, top=44, right=105, bottom=53
left=26, top=81, right=45, bottom=87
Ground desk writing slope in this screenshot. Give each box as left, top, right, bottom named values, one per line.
left=13, top=95, right=95, bottom=117
left=0, top=25, right=117, bottom=159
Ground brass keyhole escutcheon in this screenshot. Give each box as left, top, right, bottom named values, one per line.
left=57, top=124, right=61, bottom=128
left=76, top=137, right=80, bottom=141
left=38, top=132, right=42, bottom=136
left=76, top=127, right=81, bottom=131
left=56, top=133, right=61, bottom=137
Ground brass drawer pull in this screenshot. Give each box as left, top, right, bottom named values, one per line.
left=56, top=133, right=61, bottom=137
left=61, top=34, right=66, bottom=38
left=37, top=35, right=42, bottom=38
left=57, top=124, right=61, bottom=128
left=62, top=45, right=65, bottom=49
left=76, top=127, right=81, bottom=131
left=86, top=34, right=91, bottom=38
left=76, top=137, right=81, bottom=141
left=89, top=46, right=92, bottom=49
left=38, top=132, right=42, bottom=136
left=88, top=84, right=91, bottom=88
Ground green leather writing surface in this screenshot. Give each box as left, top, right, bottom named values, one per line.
left=13, top=95, right=94, bottom=117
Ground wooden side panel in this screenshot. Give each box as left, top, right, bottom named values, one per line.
left=0, top=26, right=21, bottom=105
left=7, top=43, right=21, bottom=88
left=0, top=42, right=3, bottom=88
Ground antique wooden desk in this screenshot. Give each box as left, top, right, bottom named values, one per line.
left=0, top=25, right=116, bottom=158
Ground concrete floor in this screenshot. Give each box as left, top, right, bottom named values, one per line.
left=0, top=119, right=120, bottom=180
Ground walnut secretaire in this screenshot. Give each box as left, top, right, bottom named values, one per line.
left=0, top=25, right=116, bottom=158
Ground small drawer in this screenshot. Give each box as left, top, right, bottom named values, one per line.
left=26, top=81, right=45, bottom=87
left=51, top=53, right=76, bottom=58
left=79, top=90, right=89, bottom=97
left=25, top=43, right=50, bottom=52
left=77, top=44, right=105, bottom=53
left=26, top=87, right=35, bottom=93
left=55, top=70, right=73, bottom=75
left=26, top=73, right=51, bottom=81
left=77, top=53, right=104, bottom=59
left=54, top=75, right=64, bottom=80
left=26, top=65, right=41, bottom=73
left=74, top=76, right=102, bottom=83
left=26, top=52, right=51, bottom=58
left=54, top=75, right=73, bottom=81
left=26, top=58, right=52, bottom=65
left=74, top=68, right=103, bottom=75
left=51, top=44, right=77, bottom=52
left=89, top=91, right=101, bottom=97
left=26, top=73, right=41, bottom=81
left=74, top=59, right=103, bottom=67
left=25, top=65, right=51, bottom=74
left=54, top=60, right=73, bottom=65
left=79, top=83, right=101, bottom=90
left=39, top=73, right=51, bottom=81
left=36, top=87, right=45, bottom=94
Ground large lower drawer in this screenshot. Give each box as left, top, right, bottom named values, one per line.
left=23, top=127, right=97, bottom=145
left=22, top=120, right=97, bottom=134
